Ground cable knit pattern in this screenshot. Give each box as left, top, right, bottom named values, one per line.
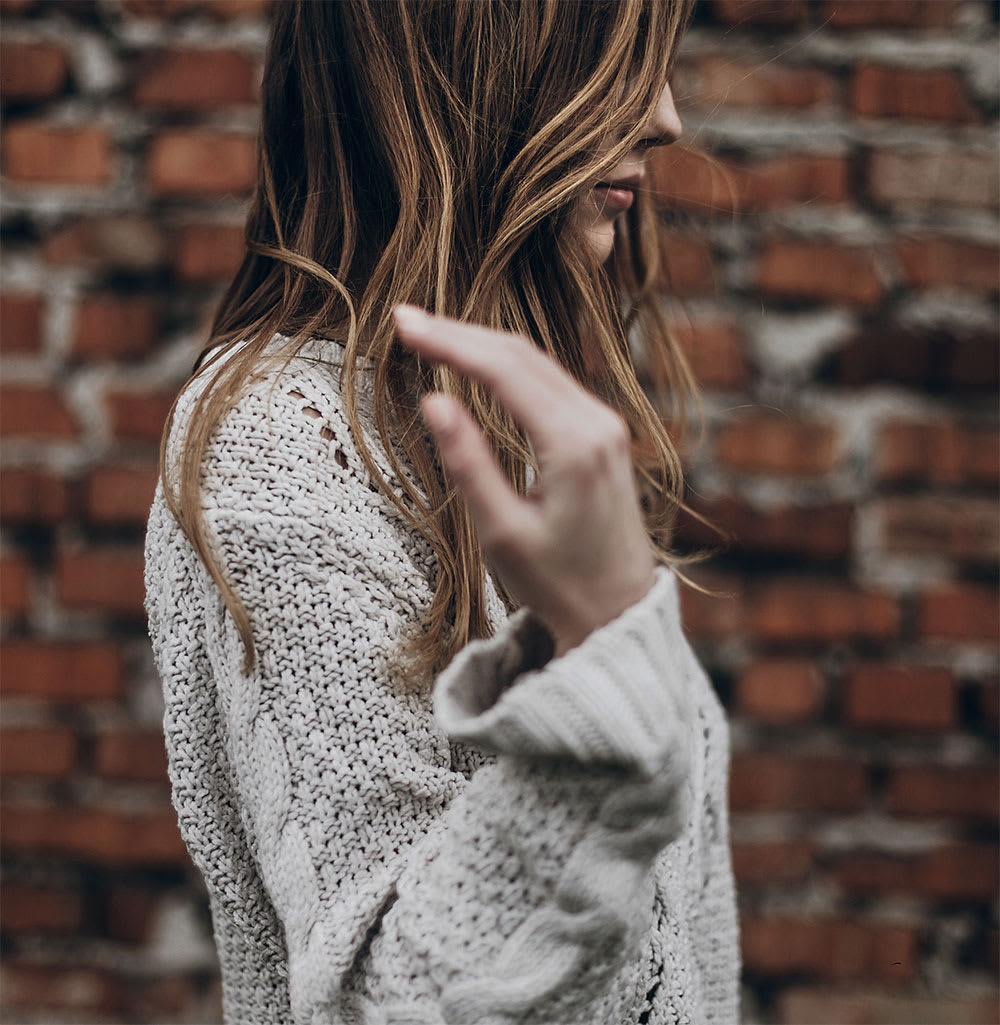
left=144, top=334, right=741, bottom=1025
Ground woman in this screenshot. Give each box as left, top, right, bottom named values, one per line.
left=145, top=2, right=741, bottom=1023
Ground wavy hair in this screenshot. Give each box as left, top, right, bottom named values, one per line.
left=160, top=0, right=726, bottom=683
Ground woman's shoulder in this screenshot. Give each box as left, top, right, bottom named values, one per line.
left=166, top=332, right=426, bottom=532
left=168, top=333, right=374, bottom=467
left=174, top=332, right=354, bottom=426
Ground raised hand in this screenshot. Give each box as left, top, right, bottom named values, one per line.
left=393, top=304, right=657, bottom=659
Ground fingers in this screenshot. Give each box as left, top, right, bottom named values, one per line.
left=393, top=305, right=589, bottom=463
left=420, top=392, right=532, bottom=551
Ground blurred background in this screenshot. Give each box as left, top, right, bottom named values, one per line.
left=0, top=0, right=997, bottom=1023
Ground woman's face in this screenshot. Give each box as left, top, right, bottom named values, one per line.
left=577, top=80, right=683, bottom=265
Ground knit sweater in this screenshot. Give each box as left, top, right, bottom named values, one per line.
left=144, top=333, right=741, bottom=1025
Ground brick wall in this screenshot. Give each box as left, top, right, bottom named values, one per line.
left=0, top=1, right=996, bottom=1022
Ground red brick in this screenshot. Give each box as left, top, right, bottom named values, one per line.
left=677, top=572, right=745, bottom=639
left=689, top=55, right=835, bottom=110
left=730, top=753, right=868, bottom=812
left=94, top=729, right=168, bottom=783
left=869, top=150, right=1000, bottom=210
left=0, top=726, right=76, bottom=779
left=0, top=552, right=30, bottom=616
left=0, top=964, right=122, bottom=1016
left=106, top=389, right=177, bottom=443
left=146, top=129, right=256, bottom=197
left=0, top=642, right=124, bottom=701
left=0, top=884, right=81, bottom=934
left=846, top=664, right=955, bottom=731
left=885, top=765, right=999, bottom=821
left=950, top=332, right=1000, bottom=390
left=653, top=149, right=849, bottom=214
left=749, top=579, right=899, bottom=643
left=677, top=495, right=852, bottom=560
left=919, top=845, right=1000, bottom=900
left=104, top=883, right=159, bottom=943
left=659, top=230, right=716, bottom=295
left=0, top=293, right=43, bottom=354
left=133, top=48, right=258, bottom=109
left=980, top=679, right=1000, bottom=737
left=172, top=221, right=245, bottom=283
left=42, top=216, right=167, bottom=273
left=878, top=496, right=999, bottom=567
left=664, top=319, right=748, bottom=392
left=757, top=242, right=884, bottom=307
left=983, top=931, right=1000, bottom=976
left=203, top=0, right=272, bottom=11
left=55, top=548, right=146, bottom=616
left=741, top=915, right=918, bottom=980
left=851, top=65, right=980, bottom=123
left=732, top=838, right=814, bottom=884
left=715, top=413, right=839, bottom=475
left=711, top=0, right=807, bottom=26
left=738, top=154, right=849, bottom=209
left=121, top=975, right=200, bottom=1019
left=824, top=0, right=964, bottom=29
left=72, top=294, right=162, bottom=360
left=0, top=42, right=69, bottom=103
left=1, top=803, right=186, bottom=866
left=0, top=385, right=76, bottom=439
left=895, top=236, right=999, bottom=293
left=0, top=469, right=70, bottom=525
left=86, top=465, right=158, bottom=526
left=650, top=144, right=740, bottom=214
left=919, top=583, right=1000, bottom=643
left=737, top=658, right=824, bottom=722
left=832, top=844, right=998, bottom=901
left=122, top=0, right=270, bottom=17
left=832, top=324, right=999, bottom=393
left=1, top=122, right=113, bottom=186
left=877, top=420, right=1000, bottom=487
left=779, top=988, right=1000, bottom=1025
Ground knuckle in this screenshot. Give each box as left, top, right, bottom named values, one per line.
left=573, top=412, right=629, bottom=472
left=483, top=519, right=526, bottom=560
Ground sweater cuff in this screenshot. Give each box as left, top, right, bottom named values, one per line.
left=433, top=567, right=691, bottom=779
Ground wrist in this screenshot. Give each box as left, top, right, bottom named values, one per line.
left=551, top=568, right=658, bottom=658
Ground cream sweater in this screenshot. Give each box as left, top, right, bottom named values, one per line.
left=144, top=335, right=741, bottom=1025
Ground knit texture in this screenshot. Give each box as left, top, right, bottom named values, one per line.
left=145, top=334, right=741, bottom=1025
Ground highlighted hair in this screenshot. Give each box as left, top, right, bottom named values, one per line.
left=161, top=0, right=727, bottom=683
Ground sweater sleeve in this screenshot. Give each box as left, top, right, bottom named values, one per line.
left=151, top=356, right=698, bottom=1025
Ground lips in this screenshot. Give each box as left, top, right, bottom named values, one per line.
left=599, top=173, right=644, bottom=191
left=592, top=171, right=643, bottom=213
left=592, top=183, right=635, bottom=212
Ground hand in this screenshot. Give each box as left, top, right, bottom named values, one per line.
left=393, top=304, right=657, bottom=658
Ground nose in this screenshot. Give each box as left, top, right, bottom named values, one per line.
left=641, top=81, right=683, bottom=149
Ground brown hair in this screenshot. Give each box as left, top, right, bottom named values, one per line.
left=160, top=0, right=726, bottom=682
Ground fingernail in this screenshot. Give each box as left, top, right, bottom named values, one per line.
left=394, top=304, right=428, bottom=333
left=422, top=393, right=455, bottom=432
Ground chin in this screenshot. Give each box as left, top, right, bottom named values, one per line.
left=585, top=224, right=616, bottom=265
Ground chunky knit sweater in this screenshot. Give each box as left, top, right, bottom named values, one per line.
left=145, top=334, right=741, bottom=1025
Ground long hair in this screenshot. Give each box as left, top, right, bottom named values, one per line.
left=160, top=0, right=725, bottom=683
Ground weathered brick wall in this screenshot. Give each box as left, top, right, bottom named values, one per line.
left=1, top=1, right=996, bottom=1023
